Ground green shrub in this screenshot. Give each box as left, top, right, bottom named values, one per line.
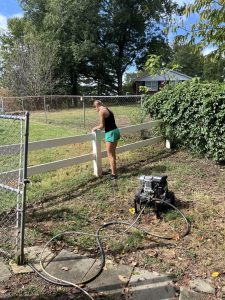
left=143, top=80, right=225, bottom=162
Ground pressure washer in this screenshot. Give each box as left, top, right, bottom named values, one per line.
left=134, top=175, right=175, bottom=217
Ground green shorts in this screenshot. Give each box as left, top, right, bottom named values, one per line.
left=105, top=128, right=120, bottom=142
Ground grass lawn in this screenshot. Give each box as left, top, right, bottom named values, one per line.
left=1, top=107, right=225, bottom=298
left=30, top=105, right=144, bottom=135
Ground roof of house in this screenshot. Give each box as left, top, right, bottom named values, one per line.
left=135, top=70, right=192, bottom=82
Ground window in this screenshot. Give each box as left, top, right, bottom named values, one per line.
left=145, top=81, right=158, bottom=91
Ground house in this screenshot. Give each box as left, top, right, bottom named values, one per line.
left=134, top=70, right=192, bottom=94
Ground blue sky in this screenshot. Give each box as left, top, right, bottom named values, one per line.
left=0, top=0, right=22, bottom=17
left=0, top=0, right=22, bottom=31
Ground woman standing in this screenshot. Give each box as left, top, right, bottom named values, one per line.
left=92, top=100, right=120, bottom=180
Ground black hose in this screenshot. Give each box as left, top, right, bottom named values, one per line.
left=28, top=199, right=191, bottom=299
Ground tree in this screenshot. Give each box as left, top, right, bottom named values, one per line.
left=1, top=18, right=59, bottom=96
left=20, top=0, right=47, bottom=27
left=173, top=0, right=225, bottom=56
left=123, top=70, right=148, bottom=94
left=19, top=0, right=179, bottom=95
left=97, top=0, right=178, bottom=94
left=135, top=37, right=173, bottom=70
left=170, top=43, right=204, bottom=77
left=203, top=56, right=225, bottom=82
left=20, top=0, right=108, bottom=94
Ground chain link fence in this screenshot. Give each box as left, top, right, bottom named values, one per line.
left=0, top=95, right=145, bottom=132
left=0, top=113, right=29, bottom=262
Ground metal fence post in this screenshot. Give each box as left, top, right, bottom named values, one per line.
left=81, top=96, right=86, bottom=129
left=140, top=94, right=145, bottom=108
left=43, top=96, right=48, bottom=123
left=21, top=97, right=25, bottom=112
left=0, top=97, right=4, bottom=113
left=92, top=129, right=102, bottom=176
left=19, top=112, right=30, bottom=265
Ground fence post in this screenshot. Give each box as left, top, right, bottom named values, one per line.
left=0, top=97, right=4, bottom=114
left=81, top=96, right=86, bottom=129
left=92, top=129, right=102, bottom=176
left=43, top=96, right=48, bottom=123
left=166, top=139, right=171, bottom=149
left=19, top=112, right=29, bottom=265
left=21, top=97, right=25, bottom=112
left=140, top=94, right=143, bottom=108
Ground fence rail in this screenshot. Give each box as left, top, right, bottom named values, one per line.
left=0, top=120, right=164, bottom=179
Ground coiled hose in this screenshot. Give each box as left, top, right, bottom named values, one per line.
left=27, top=199, right=191, bottom=299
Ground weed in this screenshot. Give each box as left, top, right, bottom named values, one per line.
left=110, top=240, right=125, bottom=254
left=15, top=285, right=39, bottom=296
left=144, top=255, right=158, bottom=265
left=66, top=235, right=96, bottom=250
left=172, top=179, right=183, bottom=190
left=185, top=249, right=197, bottom=261
left=173, top=267, right=185, bottom=280
left=54, top=290, right=66, bottom=297
left=108, top=230, right=144, bottom=254
left=91, top=186, right=108, bottom=201
left=194, top=169, right=206, bottom=177
left=186, top=214, right=195, bottom=223
left=97, top=201, right=109, bottom=211
left=193, top=192, right=213, bottom=203
left=124, top=230, right=144, bottom=252
left=164, top=210, right=180, bottom=221
left=26, top=228, right=43, bottom=245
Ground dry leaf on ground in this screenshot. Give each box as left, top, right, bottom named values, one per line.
left=118, top=275, right=128, bottom=282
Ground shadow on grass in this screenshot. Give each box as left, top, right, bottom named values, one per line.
left=175, top=198, right=193, bottom=210
left=27, top=175, right=106, bottom=211
left=26, top=206, right=90, bottom=224
left=118, top=149, right=176, bottom=177
left=27, top=149, right=176, bottom=211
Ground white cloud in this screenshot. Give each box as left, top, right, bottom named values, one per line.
left=0, top=14, right=8, bottom=30
left=174, top=0, right=195, bottom=5
left=202, top=45, right=217, bottom=56
left=11, top=12, right=24, bottom=19
left=0, top=12, right=24, bottom=34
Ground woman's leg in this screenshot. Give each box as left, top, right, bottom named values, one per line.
left=106, top=141, right=118, bottom=175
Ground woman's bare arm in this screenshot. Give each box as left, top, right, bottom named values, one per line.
left=92, top=109, right=106, bottom=131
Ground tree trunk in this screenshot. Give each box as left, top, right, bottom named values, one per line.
left=70, top=69, right=78, bottom=95
left=117, top=71, right=123, bottom=95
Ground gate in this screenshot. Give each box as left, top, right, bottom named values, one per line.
left=0, top=112, right=29, bottom=264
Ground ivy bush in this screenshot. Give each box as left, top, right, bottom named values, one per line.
left=143, top=80, right=225, bottom=162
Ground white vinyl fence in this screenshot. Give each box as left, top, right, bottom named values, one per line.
left=0, top=120, right=167, bottom=180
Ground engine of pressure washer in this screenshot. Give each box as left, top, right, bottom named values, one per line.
left=139, top=175, right=168, bottom=198
left=134, top=175, right=175, bottom=214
